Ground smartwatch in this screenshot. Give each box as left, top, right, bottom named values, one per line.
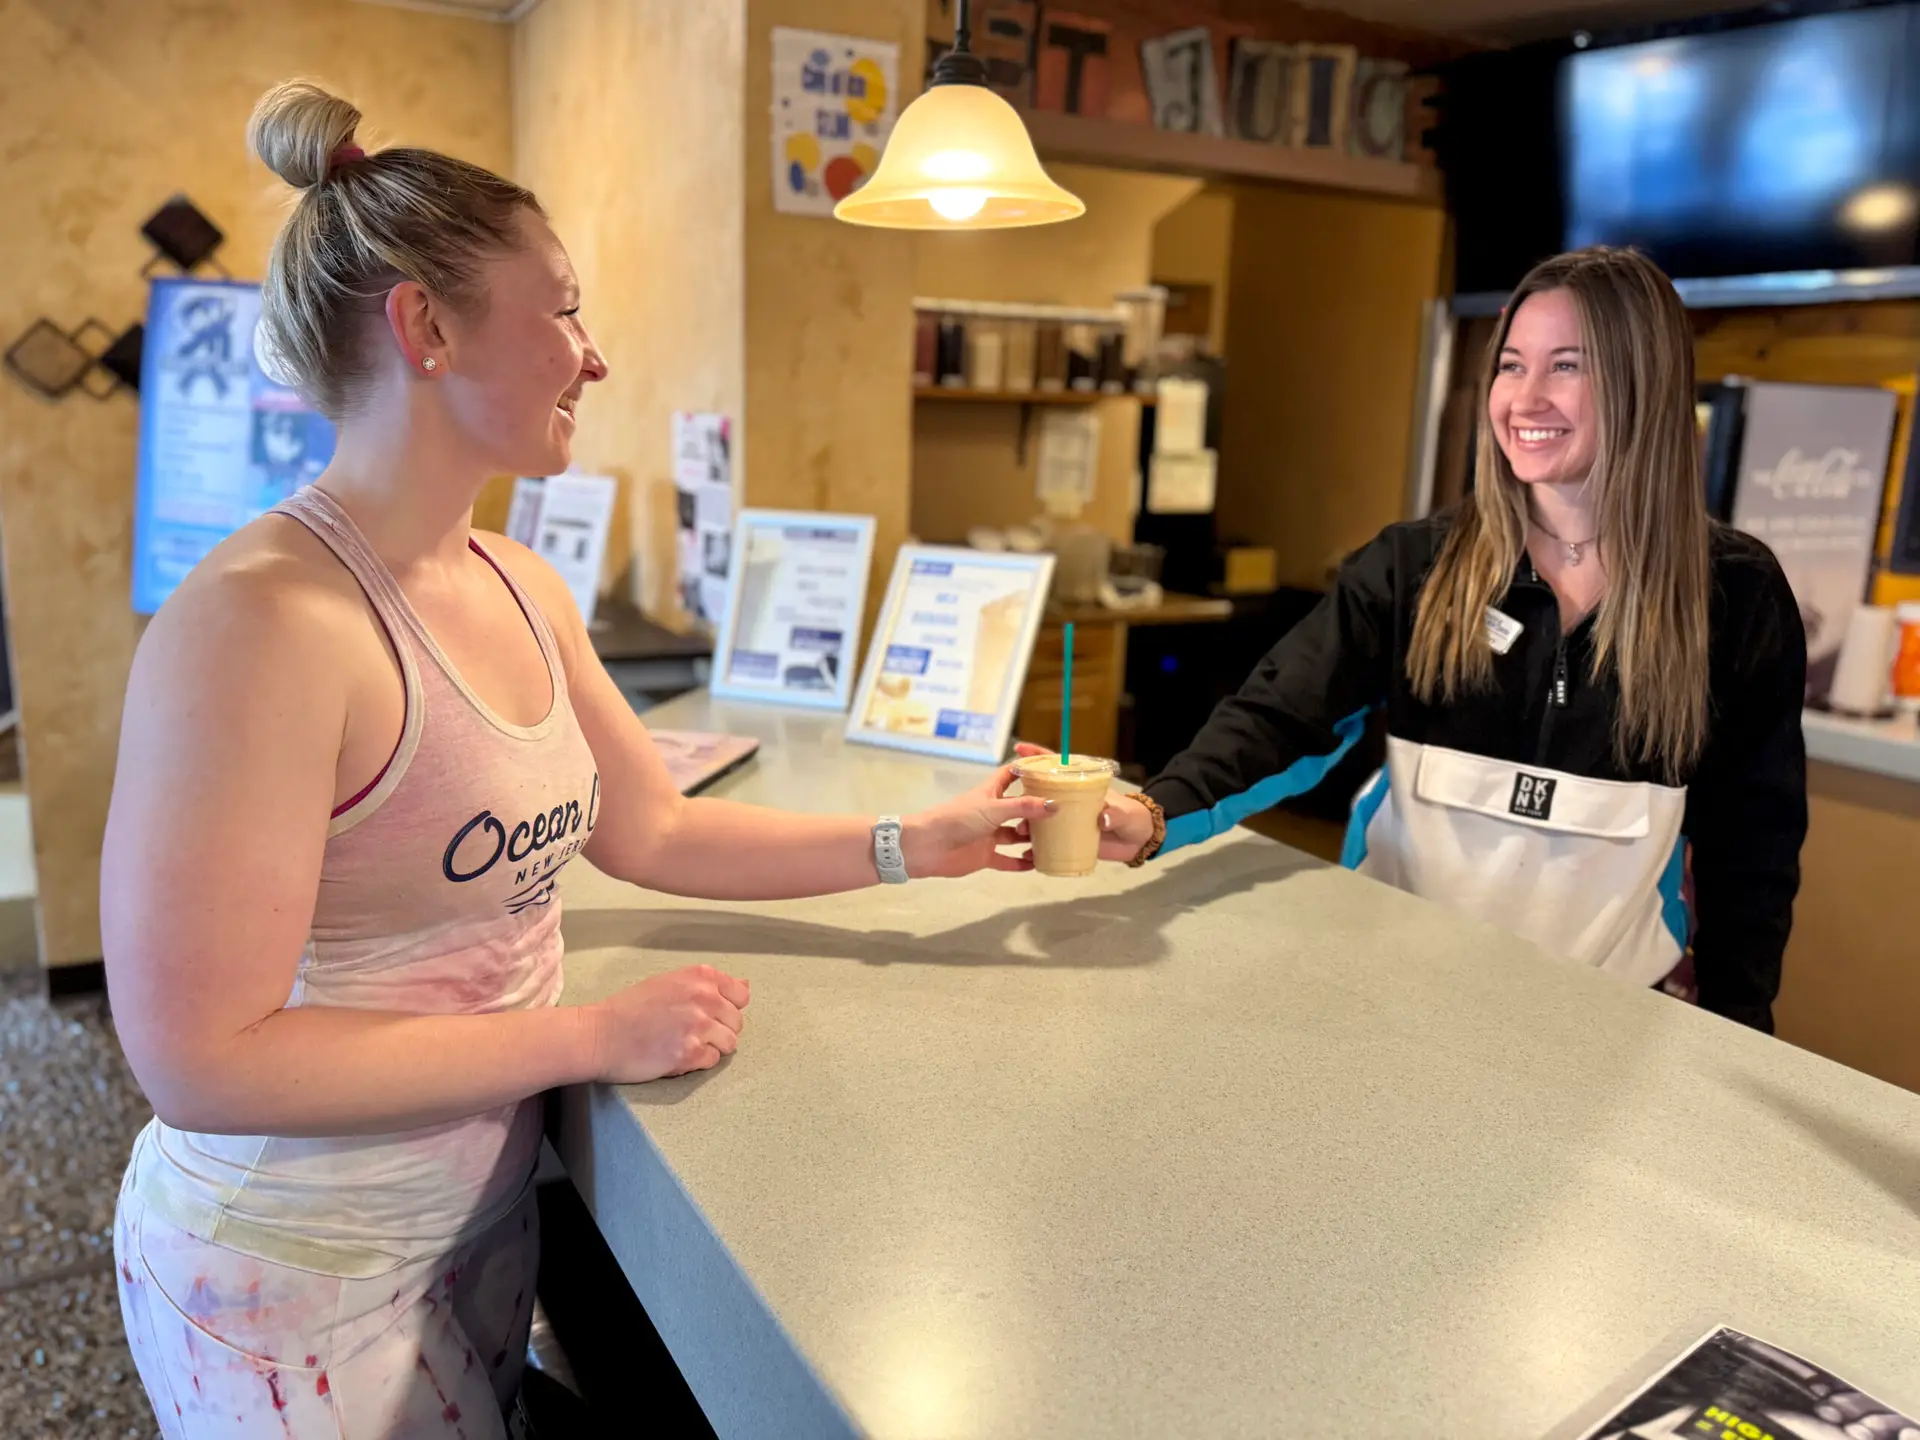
left=872, top=815, right=909, bottom=885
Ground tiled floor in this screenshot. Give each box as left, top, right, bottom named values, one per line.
left=1, top=970, right=159, bottom=1438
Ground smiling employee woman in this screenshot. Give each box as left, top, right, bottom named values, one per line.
left=101, top=83, right=1046, bottom=1439
left=1089, top=247, right=1807, bottom=1032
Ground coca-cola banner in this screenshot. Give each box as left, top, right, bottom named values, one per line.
left=1728, top=381, right=1896, bottom=704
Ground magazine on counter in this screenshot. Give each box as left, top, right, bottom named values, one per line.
left=650, top=730, right=760, bottom=797
left=1577, top=1327, right=1917, bottom=1440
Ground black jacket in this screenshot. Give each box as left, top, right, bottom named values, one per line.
left=1144, top=515, right=1808, bottom=1032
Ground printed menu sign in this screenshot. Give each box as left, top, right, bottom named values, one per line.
left=132, top=278, right=335, bottom=614
left=846, top=546, right=1054, bottom=763
left=1728, top=382, right=1896, bottom=703
left=711, top=510, right=875, bottom=711
left=1574, top=1327, right=1916, bottom=1440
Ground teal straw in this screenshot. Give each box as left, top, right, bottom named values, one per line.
left=1060, top=622, right=1074, bottom=764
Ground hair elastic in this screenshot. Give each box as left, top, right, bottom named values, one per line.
left=328, top=143, right=366, bottom=174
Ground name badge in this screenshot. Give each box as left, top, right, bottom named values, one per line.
left=1484, top=607, right=1524, bottom=655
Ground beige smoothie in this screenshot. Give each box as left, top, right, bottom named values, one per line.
left=1013, top=754, right=1118, bottom=877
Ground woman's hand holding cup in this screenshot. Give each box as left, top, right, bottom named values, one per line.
left=1011, top=743, right=1155, bottom=863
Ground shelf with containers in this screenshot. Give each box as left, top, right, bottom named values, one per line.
left=911, top=290, right=1204, bottom=762
left=912, top=292, right=1167, bottom=462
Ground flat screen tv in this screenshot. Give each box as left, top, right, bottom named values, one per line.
left=1561, top=4, right=1920, bottom=281
left=1444, top=2, right=1920, bottom=294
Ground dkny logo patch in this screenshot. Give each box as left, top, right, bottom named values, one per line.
left=1509, top=772, right=1557, bottom=821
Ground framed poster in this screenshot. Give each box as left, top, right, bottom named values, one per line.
left=845, top=545, right=1055, bottom=763
left=132, top=278, right=335, bottom=614
left=709, top=509, right=876, bottom=711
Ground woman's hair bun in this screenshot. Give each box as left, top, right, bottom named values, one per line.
left=248, top=81, right=363, bottom=191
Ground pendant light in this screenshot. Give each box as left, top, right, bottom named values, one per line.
left=833, top=0, right=1084, bottom=230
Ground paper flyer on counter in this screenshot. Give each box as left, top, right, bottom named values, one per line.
left=849, top=547, right=1053, bottom=761
left=650, top=730, right=761, bottom=797
left=713, top=511, right=873, bottom=710
left=1575, top=1327, right=1917, bottom=1440
left=529, top=473, right=617, bottom=625
left=672, top=412, right=733, bottom=627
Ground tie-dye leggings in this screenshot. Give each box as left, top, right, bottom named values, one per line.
left=114, top=1180, right=537, bottom=1439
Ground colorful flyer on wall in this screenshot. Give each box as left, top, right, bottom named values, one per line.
left=132, top=278, right=336, bottom=614
left=710, top=510, right=875, bottom=712
left=846, top=545, right=1054, bottom=764
left=672, top=412, right=734, bottom=628
left=770, top=27, right=898, bottom=217
left=1569, top=1326, right=1917, bottom=1440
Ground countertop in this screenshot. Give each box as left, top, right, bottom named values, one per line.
left=587, top=598, right=713, bottom=665
left=554, top=691, right=1920, bottom=1440
left=1044, top=592, right=1234, bottom=627
left=1803, top=707, right=1920, bottom=784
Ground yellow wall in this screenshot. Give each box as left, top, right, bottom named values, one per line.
left=1216, top=185, right=1445, bottom=587
left=1776, top=764, right=1920, bottom=1095
left=513, top=0, right=746, bottom=623
left=1150, top=187, right=1235, bottom=357
left=911, top=165, right=1202, bottom=547
left=0, top=0, right=512, bottom=967
left=743, top=0, right=926, bottom=620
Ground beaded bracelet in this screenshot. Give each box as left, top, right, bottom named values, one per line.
left=1128, top=793, right=1167, bottom=868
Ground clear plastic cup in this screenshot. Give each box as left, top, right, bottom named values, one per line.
left=1013, top=754, right=1118, bottom=877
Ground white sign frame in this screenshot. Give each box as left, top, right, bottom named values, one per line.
left=709, top=508, right=877, bottom=712
left=845, top=544, right=1055, bottom=764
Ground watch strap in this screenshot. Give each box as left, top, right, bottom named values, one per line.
left=873, top=815, right=909, bottom=884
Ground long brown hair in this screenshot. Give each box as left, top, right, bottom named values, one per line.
left=1408, top=247, right=1710, bottom=782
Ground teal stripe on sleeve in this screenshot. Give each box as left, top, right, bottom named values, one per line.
left=1658, top=836, right=1691, bottom=954
left=1339, top=767, right=1392, bottom=870
left=1158, top=708, right=1372, bottom=858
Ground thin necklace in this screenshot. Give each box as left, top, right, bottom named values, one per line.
left=1530, top=513, right=1599, bottom=568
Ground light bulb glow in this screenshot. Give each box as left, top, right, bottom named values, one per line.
left=832, top=83, right=1084, bottom=230
left=921, top=148, right=992, bottom=182
left=1840, top=182, right=1918, bottom=234
left=928, top=188, right=989, bottom=221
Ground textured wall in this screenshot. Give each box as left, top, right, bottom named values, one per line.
left=1216, top=184, right=1445, bottom=587
left=1149, top=188, right=1234, bottom=358
left=744, top=0, right=925, bottom=615
left=0, top=0, right=512, bottom=966
left=910, top=165, right=1200, bottom=548
left=513, top=0, right=747, bottom=622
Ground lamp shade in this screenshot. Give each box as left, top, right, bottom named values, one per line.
left=834, top=83, right=1084, bottom=230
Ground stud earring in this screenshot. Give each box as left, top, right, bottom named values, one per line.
left=422, top=357, right=438, bottom=372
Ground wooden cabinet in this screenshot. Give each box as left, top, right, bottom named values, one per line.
left=1015, top=598, right=1234, bottom=762
left=1016, top=616, right=1124, bottom=760
left=1014, top=615, right=1126, bottom=760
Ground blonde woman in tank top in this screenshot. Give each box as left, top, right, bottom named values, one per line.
left=102, top=83, right=1052, bottom=1440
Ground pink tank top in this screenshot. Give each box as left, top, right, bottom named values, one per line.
left=130, top=487, right=601, bottom=1277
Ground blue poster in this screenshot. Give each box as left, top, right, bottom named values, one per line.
left=131, top=279, right=336, bottom=614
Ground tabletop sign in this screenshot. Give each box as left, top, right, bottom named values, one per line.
left=709, top=510, right=876, bottom=711
left=845, top=544, right=1055, bottom=764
